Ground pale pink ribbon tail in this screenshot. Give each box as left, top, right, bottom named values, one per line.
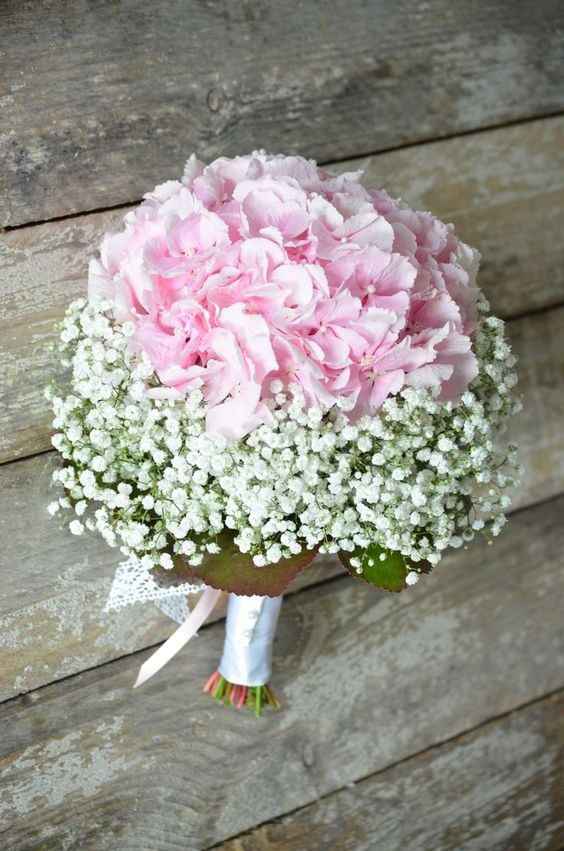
left=134, top=586, right=223, bottom=688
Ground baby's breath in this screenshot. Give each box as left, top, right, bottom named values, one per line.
left=48, top=299, right=520, bottom=575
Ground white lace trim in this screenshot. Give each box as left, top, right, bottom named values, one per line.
left=104, top=556, right=202, bottom=617
left=154, top=595, right=192, bottom=625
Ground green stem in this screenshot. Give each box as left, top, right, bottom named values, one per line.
left=203, top=672, right=281, bottom=716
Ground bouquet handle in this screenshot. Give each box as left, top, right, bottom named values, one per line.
left=205, top=593, right=283, bottom=714
left=134, top=589, right=283, bottom=715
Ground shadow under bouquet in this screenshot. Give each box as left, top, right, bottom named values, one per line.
left=47, top=152, right=520, bottom=715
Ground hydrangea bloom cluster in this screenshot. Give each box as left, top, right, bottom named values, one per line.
left=89, top=152, right=481, bottom=441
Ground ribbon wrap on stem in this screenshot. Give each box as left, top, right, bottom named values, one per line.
left=134, top=586, right=223, bottom=688
left=219, top=593, right=282, bottom=686
left=133, top=588, right=283, bottom=689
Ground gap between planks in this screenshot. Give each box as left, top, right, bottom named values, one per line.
left=3, top=110, right=563, bottom=236
left=0, top=568, right=343, bottom=713
left=210, top=688, right=564, bottom=851
left=3, top=0, right=564, bottom=227
left=207, top=684, right=564, bottom=851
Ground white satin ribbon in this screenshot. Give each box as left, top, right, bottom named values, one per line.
left=219, top=594, right=282, bottom=686
left=134, top=586, right=223, bottom=688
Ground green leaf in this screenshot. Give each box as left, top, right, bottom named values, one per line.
left=152, top=531, right=318, bottom=597
left=339, top=543, right=409, bottom=593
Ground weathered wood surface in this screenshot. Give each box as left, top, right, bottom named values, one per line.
left=507, top=307, right=564, bottom=511
left=0, top=473, right=340, bottom=702
left=2, top=1, right=564, bottom=227
left=1, top=302, right=562, bottom=701
left=218, top=691, right=564, bottom=851
left=1, top=494, right=563, bottom=850
left=2, top=116, right=564, bottom=466
left=1, top=1, right=563, bottom=845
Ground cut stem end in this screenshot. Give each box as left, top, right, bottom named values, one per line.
left=203, top=671, right=280, bottom=717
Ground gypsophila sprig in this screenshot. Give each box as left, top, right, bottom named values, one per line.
left=48, top=297, right=519, bottom=574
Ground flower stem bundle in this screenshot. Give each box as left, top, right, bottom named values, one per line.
left=204, top=672, right=280, bottom=716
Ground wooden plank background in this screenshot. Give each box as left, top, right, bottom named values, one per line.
left=1, top=496, right=564, bottom=849
left=2, top=1, right=564, bottom=227
left=1, top=1, right=564, bottom=848
left=2, top=116, right=564, bottom=464
left=218, top=691, right=564, bottom=851
left=1, top=304, right=562, bottom=702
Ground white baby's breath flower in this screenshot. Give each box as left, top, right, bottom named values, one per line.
left=47, top=299, right=519, bottom=573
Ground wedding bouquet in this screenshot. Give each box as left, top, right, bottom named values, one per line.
left=47, top=152, right=519, bottom=714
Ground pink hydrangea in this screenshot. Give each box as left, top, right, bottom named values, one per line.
left=89, top=152, right=481, bottom=440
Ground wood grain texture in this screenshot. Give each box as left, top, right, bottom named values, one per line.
left=0, top=452, right=340, bottom=701
left=1, top=1, right=564, bottom=226
left=2, top=115, right=564, bottom=464
left=217, top=691, right=564, bottom=851
left=1, top=494, right=563, bottom=850
left=0, top=303, right=562, bottom=701
left=508, top=307, right=564, bottom=512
